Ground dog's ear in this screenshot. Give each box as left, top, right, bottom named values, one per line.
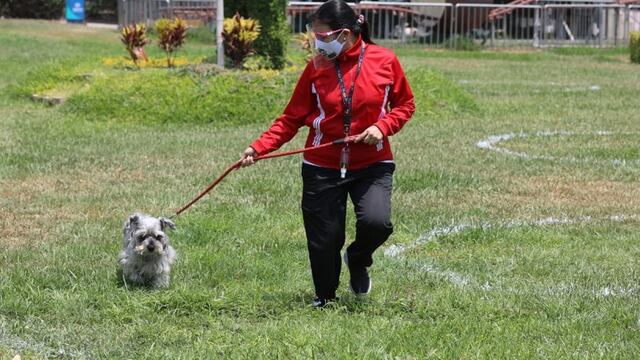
left=128, top=214, right=140, bottom=226
left=160, top=218, right=176, bottom=231
left=124, top=214, right=140, bottom=233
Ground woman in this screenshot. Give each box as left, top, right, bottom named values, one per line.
left=240, top=0, right=415, bottom=308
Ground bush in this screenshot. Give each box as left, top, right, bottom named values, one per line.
left=156, top=18, right=188, bottom=68
left=631, top=32, right=640, bottom=64
left=222, top=12, right=261, bottom=69
left=225, top=0, right=289, bottom=70
left=0, top=0, right=64, bottom=19
left=121, top=23, right=150, bottom=66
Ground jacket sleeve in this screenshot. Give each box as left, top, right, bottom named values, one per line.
left=374, top=55, right=415, bottom=137
left=250, top=63, right=315, bottom=155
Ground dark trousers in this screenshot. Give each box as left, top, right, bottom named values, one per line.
left=301, top=162, right=395, bottom=299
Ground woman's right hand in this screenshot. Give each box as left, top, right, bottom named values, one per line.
left=240, top=147, right=257, bottom=167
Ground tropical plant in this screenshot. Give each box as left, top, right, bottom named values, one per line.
left=120, top=23, right=149, bottom=66
left=224, top=0, right=288, bottom=69
left=222, top=12, right=261, bottom=69
left=296, top=29, right=313, bottom=63
left=155, top=17, right=188, bottom=68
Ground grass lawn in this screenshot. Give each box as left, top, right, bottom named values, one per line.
left=1, top=19, right=639, bottom=359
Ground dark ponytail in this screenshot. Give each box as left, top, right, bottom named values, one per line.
left=310, top=0, right=375, bottom=45
left=358, top=19, right=374, bottom=45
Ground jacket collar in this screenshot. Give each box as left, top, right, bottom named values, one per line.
left=336, top=35, right=364, bottom=62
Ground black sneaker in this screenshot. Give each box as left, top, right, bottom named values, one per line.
left=311, top=297, right=338, bottom=309
left=343, top=252, right=371, bottom=295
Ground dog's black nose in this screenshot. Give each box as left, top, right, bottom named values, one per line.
left=147, top=244, right=155, bottom=252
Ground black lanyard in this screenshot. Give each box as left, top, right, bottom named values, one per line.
left=334, top=42, right=366, bottom=136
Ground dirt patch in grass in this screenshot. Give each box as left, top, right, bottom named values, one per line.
left=514, top=176, right=640, bottom=208
left=0, top=167, right=147, bottom=248
left=458, top=176, right=640, bottom=218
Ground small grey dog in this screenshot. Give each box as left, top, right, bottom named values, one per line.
left=118, top=213, right=177, bottom=288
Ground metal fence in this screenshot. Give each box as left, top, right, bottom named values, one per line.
left=117, top=1, right=640, bottom=48
left=287, top=1, right=640, bottom=48
left=117, top=0, right=217, bottom=27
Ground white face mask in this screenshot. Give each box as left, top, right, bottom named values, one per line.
left=315, top=30, right=346, bottom=60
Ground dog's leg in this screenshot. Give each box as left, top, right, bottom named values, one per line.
left=151, top=272, right=170, bottom=288
left=124, top=268, right=145, bottom=285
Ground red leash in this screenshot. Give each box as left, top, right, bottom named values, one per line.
left=174, top=135, right=359, bottom=217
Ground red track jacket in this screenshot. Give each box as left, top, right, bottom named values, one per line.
left=250, top=36, right=415, bottom=170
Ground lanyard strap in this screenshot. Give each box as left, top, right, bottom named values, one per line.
left=334, top=42, right=366, bottom=136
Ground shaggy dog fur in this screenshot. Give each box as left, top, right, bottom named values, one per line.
left=118, top=213, right=177, bottom=288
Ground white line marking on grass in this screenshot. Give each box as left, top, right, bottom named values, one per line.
left=384, top=223, right=475, bottom=258
left=420, top=265, right=471, bottom=287
left=384, top=214, right=630, bottom=258
left=563, top=84, right=601, bottom=92
left=0, top=318, right=88, bottom=358
left=476, top=130, right=640, bottom=167
left=384, top=214, right=638, bottom=292
left=457, top=80, right=602, bottom=93
left=596, top=286, right=638, bottom=298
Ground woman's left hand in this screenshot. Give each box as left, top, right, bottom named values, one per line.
left=354, top=125, right=384, bottom=145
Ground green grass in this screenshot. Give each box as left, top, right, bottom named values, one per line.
left=1, top=20, right=640, bottom=359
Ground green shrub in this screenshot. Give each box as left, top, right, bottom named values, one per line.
left=0, top=0, right=64, bottom=19
left=631, top=32, right=640, bottom=64
left=225, top=0, right=289, bottom=70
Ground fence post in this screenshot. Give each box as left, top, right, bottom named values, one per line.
left=543, top=5, right=548, bottom=47
left=144, top=0, right=149, bottom=27
left=534, top=6, right=541, bottom=47
left=502, top=9, right=507, bottom=47
left=491, top=20, right=495, bottom=47
left=118, top=0, right=123, bottom=28
left=624, top=5, right=630, bottom=45
left=613, top=8, right=620, bottom=47
left=451, top=5, right=457, bottom=49
left=217, top=0, right=224, bottom=68
left=598, top=5, right=605, bottom=47
left=399, top=10, right=406, bottom=44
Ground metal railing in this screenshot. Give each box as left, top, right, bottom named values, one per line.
left=542, top=4, right=627, bottom=47
left=118, top=0, right=217, bottom=27
left=287, top=1, right=640, bottom=49
left=116, top=1, right=640, bottom=48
